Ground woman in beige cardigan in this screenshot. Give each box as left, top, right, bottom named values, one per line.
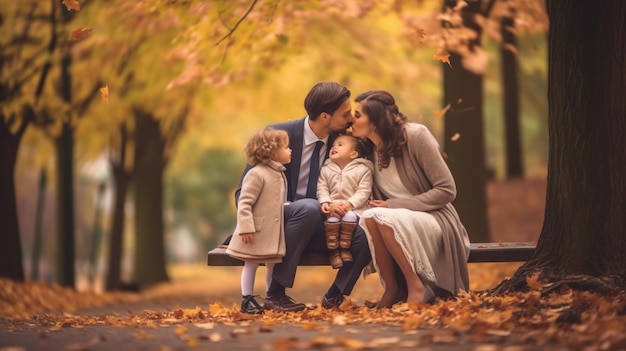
left=226, top=128, right=292, bottom=314
left=351, top=90, right=470, bottom=308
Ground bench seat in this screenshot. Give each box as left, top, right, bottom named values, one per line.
left=207, top=241, right=536, bottom=266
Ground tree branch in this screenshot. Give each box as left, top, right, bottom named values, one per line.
left=215, top=0, right=259, bottom=46
left=75, top=80, right=103, bottom=116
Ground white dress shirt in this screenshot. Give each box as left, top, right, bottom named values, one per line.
left=295, top=116, right=328, bottom=200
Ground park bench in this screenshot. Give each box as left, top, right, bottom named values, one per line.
left=207, top=241, right=536, bottom=266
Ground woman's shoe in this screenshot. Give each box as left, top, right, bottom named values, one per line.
left=240, top=295, right=264, bottom=314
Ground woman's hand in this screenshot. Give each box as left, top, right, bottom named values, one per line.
left=240, top=233, right=254, bottom=244
left=367, top=199, right=388, bottom=208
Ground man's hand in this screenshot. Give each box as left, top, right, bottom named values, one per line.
left=240, top=233, right=254, bottom=244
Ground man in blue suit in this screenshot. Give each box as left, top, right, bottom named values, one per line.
left=233, top=81, right=372, bottom=312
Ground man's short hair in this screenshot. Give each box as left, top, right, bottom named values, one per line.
left=304, top=82, right=350, bottom=121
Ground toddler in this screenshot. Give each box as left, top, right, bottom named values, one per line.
left=226, top=127, right=291, bottom=314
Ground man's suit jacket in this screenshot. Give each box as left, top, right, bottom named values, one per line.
left=235, top=117, right=337, bottom=204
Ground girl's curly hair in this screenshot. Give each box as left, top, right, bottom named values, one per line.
left=244, top=127, right=289, bottom=166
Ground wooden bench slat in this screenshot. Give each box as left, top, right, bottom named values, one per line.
left=207, top=242, right=536, bottom=266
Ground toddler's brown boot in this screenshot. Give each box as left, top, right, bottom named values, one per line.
left=324, top=221, right=343, bottom=269
left=339, top=221, right=356, bottom=262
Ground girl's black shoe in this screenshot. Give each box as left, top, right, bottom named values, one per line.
left=241, top=295, right=264, bottom=314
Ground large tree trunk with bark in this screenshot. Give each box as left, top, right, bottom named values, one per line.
left=495, top=0, right=626, bottom=294
left=442, top=0, right=490, bottom=242
left=132, top=110, right=169, bottom=287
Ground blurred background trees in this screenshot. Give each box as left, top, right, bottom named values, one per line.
left=1, top=0, right=548, bottom=290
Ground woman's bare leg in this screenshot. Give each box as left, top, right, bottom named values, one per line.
left=377, top=224, right=426, bottom=304
left=365, top=218, right=398, bottom=308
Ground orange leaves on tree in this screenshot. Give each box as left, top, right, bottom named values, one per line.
left=71, top=27, right=92, bottom=41
left=62, top=0, right=81, bottom=12
left=411, top=28, right=427, bottom=43
left=100, top=86, right=109, bottom=104
left=434, top=47, right=451, bottom=67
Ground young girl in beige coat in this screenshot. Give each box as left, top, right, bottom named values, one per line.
left=226, top=128, right=291, bottom=314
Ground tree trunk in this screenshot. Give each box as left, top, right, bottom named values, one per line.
left=55, top=122, right=75, bottom=287
left=442, top=0, right=490, bottom=242
left=0, top=115, right=26, bottom=282
left=31, top=167, right=47, bottom=280
left=132, top=110, right=169, bottom=287
left=501, top=7, right=523, bottom=178
left=54, top=2, right=77, bottom=287
left=495, top=0, right=626, bottom=293
left=88, top=181, right=106, bottom=289
left=105, top=126, right=131, bottom=291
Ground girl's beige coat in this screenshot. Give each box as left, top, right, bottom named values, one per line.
left=226, top=161, right=287, bottom=263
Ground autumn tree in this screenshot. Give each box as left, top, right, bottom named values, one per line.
left=104, top=124, right=131, bottom=291
left=31, top=0, right=103, bottom=287
left=496, top=0, right=626, bottom=293
left=74, top=0, right=204, bottom=287
left=439, top=0, right=494, bottom=242
left=493, top=0, right=548, bottom=178
left=499, top=4, right=522, bottom=178
left=0, top=1, right=58, bottom=282
left=51, top=1, right=78, bottom=288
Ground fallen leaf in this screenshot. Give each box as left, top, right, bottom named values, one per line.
left=338, top=337, right=366, bottom=349
left=62, top=0, right=80, bottom=11
left=332, top=315, right=347, bottom=326
left=208, top=332, right=222, bottom=342
left=70, top=27, right=91, bottom=41
left=435, top=104, right=451, bottom=117
left=174, top=325, right=187, bottom=336
left=526, top=273, right=543, bottom=290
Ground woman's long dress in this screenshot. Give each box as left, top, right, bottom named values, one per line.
left=360, top=157, right=444, bottom=299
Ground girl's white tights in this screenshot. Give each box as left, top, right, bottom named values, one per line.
left=241, top=261, right=275, bottom=296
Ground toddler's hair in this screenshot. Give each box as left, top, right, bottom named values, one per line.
left=340, top=133, right=372, bottom=160
left=244, top=127, right=289, bottom=165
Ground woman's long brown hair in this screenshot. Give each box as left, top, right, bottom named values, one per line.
left=354, top=90, right=408, bottom=169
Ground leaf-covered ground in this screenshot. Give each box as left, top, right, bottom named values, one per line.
left=2, top=262, right=626, bottom=350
